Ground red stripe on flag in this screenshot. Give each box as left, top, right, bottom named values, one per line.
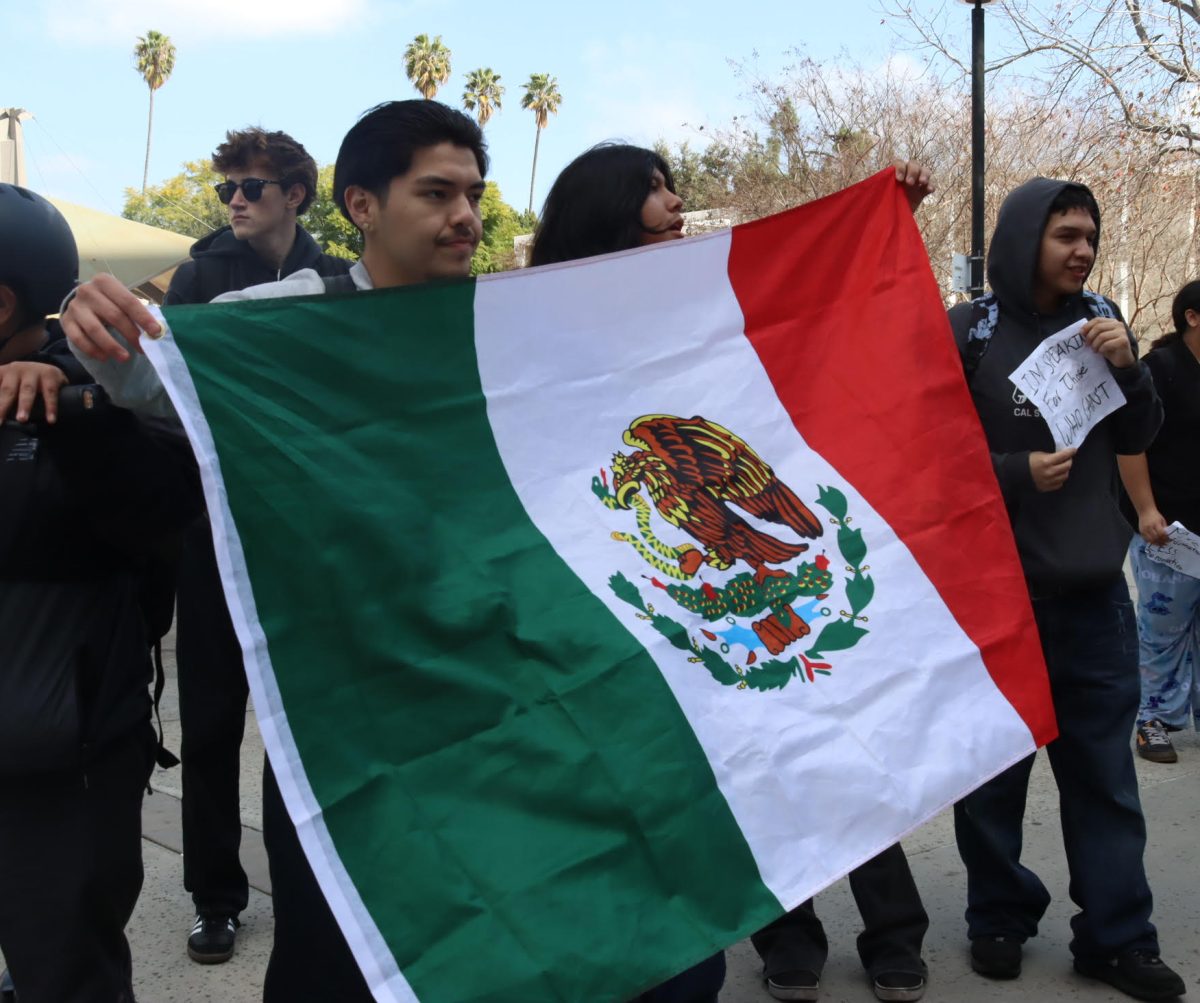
left=727, top=170, right=1055, bottom=746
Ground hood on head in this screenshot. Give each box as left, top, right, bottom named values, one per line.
left=985, top=177, right=1100, bottom=316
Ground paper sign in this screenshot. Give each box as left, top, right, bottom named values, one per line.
left=1008, top=319, right=1127, bottom=451
left=1145, top=522, right=1200, bottom=579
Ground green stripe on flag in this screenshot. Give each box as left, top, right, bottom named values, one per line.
left=166, top=282, right=782, bottom=1002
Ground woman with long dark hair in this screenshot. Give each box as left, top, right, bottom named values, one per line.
left=530, top=143, right=685, bottom=266
left=1119, top=279, right=1200, bottom=764
left=531, top=143, right=935, bottom=1003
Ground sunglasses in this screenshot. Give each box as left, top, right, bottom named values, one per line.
left=214, top=178, right=283, bottom=204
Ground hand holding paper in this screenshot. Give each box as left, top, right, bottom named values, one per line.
left=1008, top=319, right=1128, bottom=451
left=1082, top=317, right=1136, bottom=369
left=1145, top=522, right=1200, bottom=579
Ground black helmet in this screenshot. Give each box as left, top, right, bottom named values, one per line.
left=0, top=184, right=79, bottom=319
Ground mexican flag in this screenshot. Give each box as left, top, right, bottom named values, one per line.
left=145, top=169, right=1054, bottom=1003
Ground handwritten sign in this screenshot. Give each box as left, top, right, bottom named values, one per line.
left=1146, top=522, right=1200, bottom=580
left=1007, top=319, right=1127, bottom=451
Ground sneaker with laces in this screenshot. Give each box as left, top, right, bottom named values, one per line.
left=766, top=969, right=820, bottom=1001
left=187, top=914, right=240, bottom=964
left=873, top=970, right=926, bottom=1001
left=1136, top=720, right=1178, bottom=763
left=970, top=936, right=1022, bottom=979
left=1075, top=949, right=1186, bottom=1000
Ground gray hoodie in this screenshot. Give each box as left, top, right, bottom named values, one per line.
left=947, top=177, right=1162, bottom=594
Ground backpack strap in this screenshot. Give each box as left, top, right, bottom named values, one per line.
left=961, top=293, right=999, bottom=386
left=961, top=290, right=1114, bottom=386
left=321, top=273, right=357, bottom=294
left=151, top=639, right=180, bottom=769
left=1082, top=290, right=1117, bottom=319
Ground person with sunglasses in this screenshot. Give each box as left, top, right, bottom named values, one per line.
left=172, top=127, right=351, bottom=306
left=167, top=128, right=353, bottom=968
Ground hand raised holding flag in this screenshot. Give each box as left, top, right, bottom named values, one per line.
left=894, top=159, right=934, bottom=212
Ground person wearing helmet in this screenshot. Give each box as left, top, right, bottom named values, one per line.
left=0, top=184, right=201, bottom=1003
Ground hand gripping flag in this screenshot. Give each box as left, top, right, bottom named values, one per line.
left=145, top=169, right=1055, bottom=1003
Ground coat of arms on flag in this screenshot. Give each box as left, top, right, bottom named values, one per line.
left=593, top=414, right=873, bottom=690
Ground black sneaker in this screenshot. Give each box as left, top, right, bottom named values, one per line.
left=187, top=914, right=240, bottom=964
left=873, top=970, right=926, bottom=1001
left=970, top=936, right=1022, bottom=979
left=0, top=968, right=15, bottom=1002
left=766, top=969, right=820, bottom=1001
left=1075, top=949, right=1186, bottom=1001
left=1136, top=720, right=1178, bottom=764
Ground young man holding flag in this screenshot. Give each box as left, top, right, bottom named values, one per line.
left=67, top=99, right=737, bottom=1003
left=947, top=179, right=1185, bottom=1001
left=64, top=99, right=488, bottom=1002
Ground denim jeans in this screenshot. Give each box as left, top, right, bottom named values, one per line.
left=954, top=579, right=1158, bottom=961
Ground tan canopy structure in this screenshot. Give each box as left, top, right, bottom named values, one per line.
left=49, top=198, right=195, bottom=303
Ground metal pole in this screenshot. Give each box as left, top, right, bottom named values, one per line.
left=970, top=2, right=986, bottom=297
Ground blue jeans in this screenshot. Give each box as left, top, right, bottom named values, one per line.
left=954, top=579, right=1158, bottom=961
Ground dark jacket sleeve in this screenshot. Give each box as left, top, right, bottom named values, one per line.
left=1105, top=300, right=1163, bottom=455
left=946, top=302, right=1035, bottom=501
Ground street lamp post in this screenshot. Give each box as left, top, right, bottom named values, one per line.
left=962, top=0, right=994, bottom=299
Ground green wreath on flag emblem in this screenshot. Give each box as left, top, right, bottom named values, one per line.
left=590, top=414, right=874, bottom=691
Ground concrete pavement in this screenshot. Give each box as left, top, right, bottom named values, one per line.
left=4, top=630, right=1199, bottom=1002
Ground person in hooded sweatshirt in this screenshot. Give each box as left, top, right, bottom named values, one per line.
left=947, top=179, right=1185, bottom=1002
left=168, top=128, right=351, bottom=965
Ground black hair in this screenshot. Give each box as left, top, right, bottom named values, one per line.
left=529, top=143, right=677, bottom=266
left=1151, top=278, right=1200, bottom=349
left=1046, top=185, right=1101, bottom=244
left=333, top=100, right=489, bottom=222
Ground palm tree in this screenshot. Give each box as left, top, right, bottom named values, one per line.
left=134, top=30, right=176, bottom=192
left=462, top=68, right=504, bottom=128
left=404, top=34, right=452, bottom=100
left=520, top=73, right=562, bottom=214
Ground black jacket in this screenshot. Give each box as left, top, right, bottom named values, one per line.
left=947, top=177, right=1162, bottom=594
left=0, top=333, right=201, bottom=775
left=165, top=223, right=351, bottom=306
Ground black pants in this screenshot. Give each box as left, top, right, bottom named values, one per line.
left=632, top=952, right=726, bottom=1003
left=262, top=759, right=373, bottom=1002
left=752, top=843, right=928, bottom=980
left=954, top=581, right=1157, bottom=960
left=0, top=725, right=154, bottom=1003
left=176, top=518, right=250, bottom=919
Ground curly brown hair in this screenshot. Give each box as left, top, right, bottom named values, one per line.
left=212, top=128, right=318, bottom=214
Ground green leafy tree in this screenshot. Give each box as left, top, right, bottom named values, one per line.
left=123, top=160, right=224, bottom=238
left=520, top=73, right=562, bottom=214
left=462, top=68, right=504, bottom=128
left=404, top=34, right=452, bottom=100
left=305, top=164, right=363, bottom=261
left=133, top=30, right=177, bottom=192
left=471, top=182, right=532, bottom=275
left=123, top=160, right=361, bottom=260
